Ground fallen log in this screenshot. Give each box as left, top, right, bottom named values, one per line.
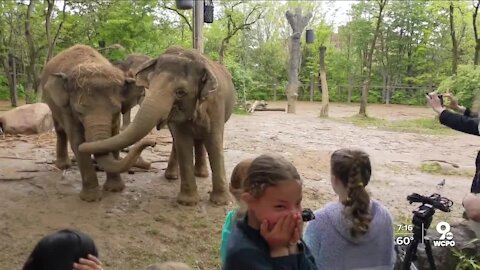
left=0, top=176, right=34, bottom=181
left=253, top=108, right=286, bottom=112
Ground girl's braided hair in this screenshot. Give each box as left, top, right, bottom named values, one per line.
left=331, top=148, right=373, bottom=238
left=243, top=154, right=301, bottom=198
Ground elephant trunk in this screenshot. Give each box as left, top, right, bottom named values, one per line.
left=83, top=115, right=155, bottom=173
left=93, top=142, right=154, bottom=174
left=79, top=88, right=175, bottom=154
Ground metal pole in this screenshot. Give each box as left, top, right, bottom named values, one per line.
left=193, top=0, right=204, bottom=53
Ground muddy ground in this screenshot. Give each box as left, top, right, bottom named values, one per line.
left=0, top=101, right=477, bottom=269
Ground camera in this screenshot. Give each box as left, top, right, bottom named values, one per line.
left=302, top=208, right=315, bottom=222
left=438, top=94, right=444, bottom=106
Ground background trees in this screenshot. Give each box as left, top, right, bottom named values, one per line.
left=0, top=0, right=478, bottom=110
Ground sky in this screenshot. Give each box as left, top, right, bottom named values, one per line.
left=323, top=1, right=357, bottom=28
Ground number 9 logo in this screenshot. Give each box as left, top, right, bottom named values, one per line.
left=436, top=221, right=450, bottom=240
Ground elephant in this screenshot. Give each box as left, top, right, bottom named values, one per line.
left=41, top=44, right=155, bottom=202
left=113, top=53, right=151, bottom=129
left=79, top=46, right=236, bottom=205
left=113, top=53, right=206, bottom=172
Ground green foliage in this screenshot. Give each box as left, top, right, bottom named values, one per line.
left=0, top=0, right=479, bottom=108
left=437, top=65, right=480, bottom=107
left=452, top=244, right=480, bottom=270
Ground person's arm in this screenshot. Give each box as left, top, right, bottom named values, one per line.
left=439, top=110, right=480, bottom=135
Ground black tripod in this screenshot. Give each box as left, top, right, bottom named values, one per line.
left=402, top=204, right=437, bottom=270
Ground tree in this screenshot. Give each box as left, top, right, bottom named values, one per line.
left=45, top=0, right=67, bottom=63
left=218, top=1, right=263, bottom=64
left=319, top=46, right=329, bottom=117
left=448, top=0, right=467, bottom=74
left=24, top=0, right=39, bottom=103
left=473, top=0, right=480, bottom=66
left=285, top=8, right=312, bottom=114
left=359, top=0, right=387, bottom=116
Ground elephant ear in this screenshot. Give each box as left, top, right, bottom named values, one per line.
left=44, top=73, right=69, bottom=107
left=121, top=77, right=141, bottom=114
left=199, top=65, right=218, bottom=101
left=135, top=58, right=157, bottom=88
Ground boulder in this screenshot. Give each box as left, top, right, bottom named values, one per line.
left=0, top=103, right=53, bottom=135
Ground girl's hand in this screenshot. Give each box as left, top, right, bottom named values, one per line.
left=73, top=254, right=103, bottom=270
left=260, top=214, right=296, bottom=255
left=288, top=213, right=303, bottom=254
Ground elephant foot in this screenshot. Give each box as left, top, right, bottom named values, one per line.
left=194, top=165, right=209, bottom=178
left=134, top=156, right=151, bottom=170
left=79, top=186, right=102, bottom=202
left=209, top=190, right=231, bottom=205
left=103, top=179, right=125, bottom=192
left=55, top=159, right=71, bottom=170
left=164, top=167, right=178, bottom=180
left=177, top=190, right=200, bottom=206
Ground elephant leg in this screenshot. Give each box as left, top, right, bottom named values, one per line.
left=53, top=119, right=71, bottom=170
left=194, top=140, right=209, bottom=177
left=172, top=128, right=199, bottom=205
left=165, top=140, right=179, bottom=180
left=105, top=119, right=125, bottom=192
left=121, top=110, right=131, bottom=130
left=70, top=132, right=102, bottom=202
left=204, top=132, right=230, bottom=205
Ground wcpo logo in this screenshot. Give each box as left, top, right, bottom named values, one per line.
left=432, top=221, right=455, bottom=247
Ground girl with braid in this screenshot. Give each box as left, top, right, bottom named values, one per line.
left=304, top=149, right=395, bottom=270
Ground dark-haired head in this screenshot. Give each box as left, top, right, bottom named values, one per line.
left=331, top=148, right=373, bottom=238
left=242, top=154, right=303, bottom=229
left=23, top=229, right=98, bottom=270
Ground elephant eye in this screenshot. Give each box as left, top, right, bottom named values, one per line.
left=175, top=89, right=187, bottom=99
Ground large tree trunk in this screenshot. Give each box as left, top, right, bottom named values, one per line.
left=285, top=8, right=312, bottom=114
left=24, top=0, right=38, bottom=103
left=10, top=54, right=17, bottom=107
left=473, top=0, right=480, bottom=66
left=449, top=1, right=459, bottom=74
left=319, top=46, right=329, bottom=117
left=219, top=40, right=227, bottom=65
left=2, top=55, right=17, bottom=107
left=359, top=0, right=387, bottom=116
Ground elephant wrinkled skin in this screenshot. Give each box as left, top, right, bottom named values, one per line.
left=113, top=53, right=151, bottom=129
left=79, top=46, right=235, bottom=205
left=41, top=44, right=155, bottom=202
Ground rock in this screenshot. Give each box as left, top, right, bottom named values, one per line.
left=0, top=103, right=53, bottom=135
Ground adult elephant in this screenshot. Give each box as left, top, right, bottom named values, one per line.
left=113, top=53, right=151, bottom=129
left=113, top=53, right=207, bottom=173
left=79, top=46, right=235, bottom=205
left=41, top=44, right=155, bottom=202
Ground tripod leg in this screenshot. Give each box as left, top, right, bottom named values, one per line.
left=424, top=239, right=436, bottom=270
left=403, top=239, right=419, bottom=270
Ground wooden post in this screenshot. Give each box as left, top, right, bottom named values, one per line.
left=193, top=0, right=204, bottom=53
left=319, top=46, right=329, bottom=117
left=347, top=74, right=353, bottom=103
left=273, top=81, right=277, bottom=101
left=309, top=73, right=314, bottom=102
left=11, top=55, right=17, bottom=107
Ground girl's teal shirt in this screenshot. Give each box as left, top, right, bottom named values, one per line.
left=220, top=208, right=238, bottom=265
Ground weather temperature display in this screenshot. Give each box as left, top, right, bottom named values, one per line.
left=394, top=224, right=414, bottom=246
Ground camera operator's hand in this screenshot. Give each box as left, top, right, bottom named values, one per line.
left=426, top=92, right=445, bottom=114
left=443, top=93, right=466, bottom=114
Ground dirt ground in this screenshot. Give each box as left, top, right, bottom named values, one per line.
left=0, top=101, right=477, bottom=269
